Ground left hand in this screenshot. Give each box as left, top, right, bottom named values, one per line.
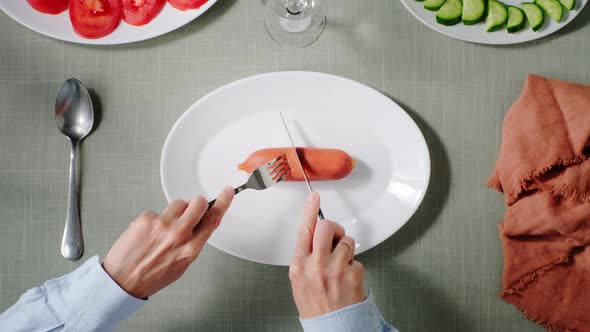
left=102, top=187, right=234, bottom=299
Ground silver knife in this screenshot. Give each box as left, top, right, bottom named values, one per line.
left=280, top=112, right=325, bottom=220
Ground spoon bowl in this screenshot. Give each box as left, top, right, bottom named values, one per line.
left=55, top=78, right=94, bottom=141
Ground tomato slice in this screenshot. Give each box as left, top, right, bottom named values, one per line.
left=122, top=0, right=166, bottom=26
left=168, top=0, right=208, bottom=11
left=69, top=0, right=122, bottom=39
left=27, top=0, right=69, bottom=14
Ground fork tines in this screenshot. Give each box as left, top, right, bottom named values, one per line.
left=266, top=155, right=291, bottom=182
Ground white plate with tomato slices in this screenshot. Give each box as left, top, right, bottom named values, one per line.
left=0, top=0, right=217, bottom=45
left=160, top=72, right=431, bottom=266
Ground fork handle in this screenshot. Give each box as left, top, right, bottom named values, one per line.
left=207, top=185, right=248, bottom=211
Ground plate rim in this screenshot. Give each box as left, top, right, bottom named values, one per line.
left=0, top=0, right=218, bottom=45
left=160, top=71, right=432, bottom=265
left=400, top=0, right=588, bottom=45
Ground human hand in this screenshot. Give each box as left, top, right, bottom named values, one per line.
left=102, top=187, right=234, bottom=299
left=289, top=192, right=366, bottom=319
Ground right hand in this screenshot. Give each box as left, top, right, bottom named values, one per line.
left=289, top=192, right=366, bottom=319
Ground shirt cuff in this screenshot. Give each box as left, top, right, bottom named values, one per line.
left=45, top=255, right=146, bottom=331
left=300, top=292, right=393, bottom=332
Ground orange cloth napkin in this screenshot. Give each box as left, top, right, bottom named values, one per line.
left=489, top=74, right=590, bottom=331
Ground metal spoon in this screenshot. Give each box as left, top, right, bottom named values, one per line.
left=55, top=78, right=94, bottom=260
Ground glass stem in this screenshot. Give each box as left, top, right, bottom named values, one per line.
left=286, top=0, right=305, bottom=14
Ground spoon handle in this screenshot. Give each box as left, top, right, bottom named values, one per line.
left=61, top=141, right=83, bottom=260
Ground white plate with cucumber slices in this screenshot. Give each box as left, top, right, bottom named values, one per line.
left=401, top=0, right=587, bottom=44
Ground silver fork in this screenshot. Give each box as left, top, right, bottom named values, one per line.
left=207, top=155, right=290, bottom=210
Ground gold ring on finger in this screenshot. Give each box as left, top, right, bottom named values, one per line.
left=336, top=241, right=354, bottom=262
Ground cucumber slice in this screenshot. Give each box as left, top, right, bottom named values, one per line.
left=507, top=6, right=526, bottom=33
left=463, top=0, right=486, bottom=25
left=535, top=0, right=563, bottom=22
left=425, top=0, right=446, bottom=11
left=522, top=2, right=545, bottom=31
left=559, top=0, right=575, bottom=10
left=486, top=0, right=508, bottom=32
left=436, top=0, right=462, bottom=25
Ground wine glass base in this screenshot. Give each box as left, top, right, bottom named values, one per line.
left=264, top=16, right=326, bottom=48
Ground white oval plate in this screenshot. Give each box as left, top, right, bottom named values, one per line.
left=401, top=0, right=587, bottom=45
left=0, top=0, right=217, bottom=45
left=161, top=72, right=431, bottom=266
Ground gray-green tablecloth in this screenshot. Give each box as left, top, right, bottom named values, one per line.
left=2, top=1, right=590, bottom=331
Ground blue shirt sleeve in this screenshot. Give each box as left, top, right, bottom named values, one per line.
left=0, top=255, right=146, bottom=332
left=300, top=292, right=399, bottom=332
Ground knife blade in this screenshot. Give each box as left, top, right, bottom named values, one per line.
left=279, top=112, right=325, bottom=220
